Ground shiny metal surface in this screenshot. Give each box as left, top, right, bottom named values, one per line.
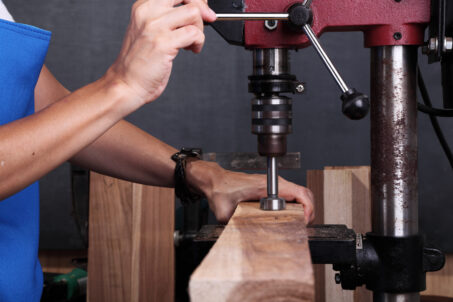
left=303, top=24, right=349, bottom=93
left=370, top=46, right=418, bottom=238
left=373, top=292, right=420, bottom=302
left=252, top=96, right=292, bottom=105
left=252, top=125, right=292, bottom=134
left=268, top=156, right=278, bottom=196
left=260, top=196, right=286, bottom=211
left=216, top=13, right=289, bottom=21
left=253, top=48, right=289, bottom=76
left=260, top=156, right=286, bottom=210
left=252, top=110, right=292, bottom=119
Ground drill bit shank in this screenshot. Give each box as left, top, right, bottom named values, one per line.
left=261, top=156, right=286, bottom=210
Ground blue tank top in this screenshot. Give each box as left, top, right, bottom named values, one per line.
left=0, top=19, right=51, bottom=301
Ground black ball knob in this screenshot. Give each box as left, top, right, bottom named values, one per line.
left=287, top=3, right=313, bottom=30
left=341, top=88, right=369, bottom=120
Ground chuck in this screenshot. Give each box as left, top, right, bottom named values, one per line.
left=249, top=48, right=298, bottom=211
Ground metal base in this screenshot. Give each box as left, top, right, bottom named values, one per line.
left=260, top=197, right=286, bottom=211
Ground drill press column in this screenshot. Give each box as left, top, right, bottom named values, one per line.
left=249, top=48, right=296, bottom=211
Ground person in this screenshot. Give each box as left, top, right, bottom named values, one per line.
left=0, top=0, right=314, bottom=301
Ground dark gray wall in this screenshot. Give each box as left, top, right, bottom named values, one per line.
left=4, top=0, right=453, bottom=251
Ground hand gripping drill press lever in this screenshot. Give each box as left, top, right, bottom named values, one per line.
left=207, top=0, right=446, bottom=300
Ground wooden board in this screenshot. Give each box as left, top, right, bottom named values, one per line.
left=424, top=254, right=453, bottom=298
left=87, top=172, right=174, bottom=302
left=189, top=202, right=314, bottom=302
left=307, top=170, right=325, bottom=302
left=307, top=166, right=372, bottom=302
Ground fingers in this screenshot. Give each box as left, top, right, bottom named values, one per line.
left=161, top=3, right=204, bottom=31
left=279, top=180, right=315, bottom=224
left=182, top=0, right=217, bottom=22
left=298, top=188, right=315, bottom=224
left=170, top=25, right=205, bottom=53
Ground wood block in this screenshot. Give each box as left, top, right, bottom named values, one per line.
left=424, top=254, right=453, bottom=298
left=307, top=170, right=325, bottom=302
left=189, top=202, right=314, bottom=302
left=88, top=172, right=174, bottom=302
left=307, top=166, right=372, bottom=302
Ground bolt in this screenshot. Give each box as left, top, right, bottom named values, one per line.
left=393, top=32, right=402, bottom=40
left=443, top=37, right=453, bottom=52
left=264, top=20, right=278, bottom=31
left=335, top=273, right=341, bottom=284
left=296, top=83, right=305, bottom=93
left=429, top=37, right=439, bottom=52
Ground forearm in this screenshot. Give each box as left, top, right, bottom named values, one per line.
left=71, top=120, right=177, bottom=187
left=0, top=76, right=132, bottom=199
left=36, top=66, right=213, bottom=190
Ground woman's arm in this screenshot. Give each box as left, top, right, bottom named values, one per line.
left=35, top=67, right=315, bottom=223
left=0, top=0, right=215, bottom=199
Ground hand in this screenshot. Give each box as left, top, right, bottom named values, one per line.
left=106, top=0, right=216, bottom=111
left=186, top=161, right=315, bottom=224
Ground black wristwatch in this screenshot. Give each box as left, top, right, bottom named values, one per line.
left=171, top=148, right=203, bottom=205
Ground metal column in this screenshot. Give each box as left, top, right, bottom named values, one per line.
left=370, top=46, right=419, bottom=301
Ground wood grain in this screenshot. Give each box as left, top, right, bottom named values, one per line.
left=132, top=183, right=175, bottom=302
left=189, top=202, right=314, bottom=302
left=324, top=166, right=371, bottom=302
left=88, top=173, right=133, bottom=302
left=307, top=170, right=325, bottom=302
left=88, top=172, right=174, bottom=302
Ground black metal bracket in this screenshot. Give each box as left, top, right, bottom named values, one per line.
left=326, top=232, right=445, bottom=293
left=207, top=0, right=245, bottom=45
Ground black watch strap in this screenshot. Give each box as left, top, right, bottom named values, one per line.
left=171, top=148, right=203, bottom=205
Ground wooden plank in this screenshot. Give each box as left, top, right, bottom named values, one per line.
left=132, top=184, right=175, bottom=302
left=189, top=201, right=314, bottom=302
left=88, top=173, right=133, bottom=302
left=307, top=170, right=325, bottom=302
left=88, top=172, right=174, bottom=302
left=424, top=254, right=453, bottom=298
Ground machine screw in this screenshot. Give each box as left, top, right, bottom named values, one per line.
left=422, top=37, right=452, bottom=55
left=335, top=273, right=341, bottom=284
left=429, top=37, right=439, bottom=52
left=393, top=32, right=402, bottom=40
left=295, top=83, right=305, bottom=93
left=264, top=20, right=278, bottom=31
left=443, top=37, right=453, bottom=52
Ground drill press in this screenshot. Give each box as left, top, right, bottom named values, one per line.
left=207, top=0, right=446, bottom=301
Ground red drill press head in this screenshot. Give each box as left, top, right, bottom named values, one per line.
left=210, top=0, right=429, bottom=49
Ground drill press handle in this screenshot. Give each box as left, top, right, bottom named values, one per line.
left=294, top=3, right=369, bottom=120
